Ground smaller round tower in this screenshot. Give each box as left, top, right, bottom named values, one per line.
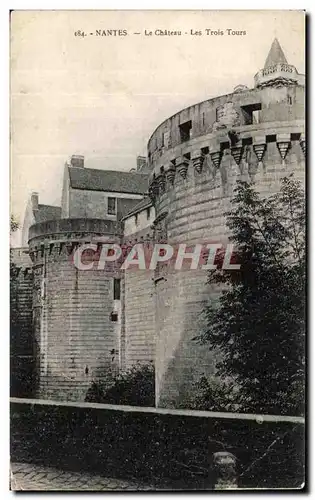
left=29, top=218, right=122, bottom=401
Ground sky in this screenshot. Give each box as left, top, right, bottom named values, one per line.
left=10, top=10, right=305, bottom=246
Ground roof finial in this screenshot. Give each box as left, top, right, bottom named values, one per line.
left=264, top=38, right=288, bottom=69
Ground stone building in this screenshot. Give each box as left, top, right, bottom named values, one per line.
left=12, top=39, right=305, bottom=406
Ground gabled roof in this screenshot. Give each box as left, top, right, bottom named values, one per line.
left=264, top=38, right=288, bottom=68
left=68, top=166, right=149, bottom=195
left=34, top=204, right=61, bottom=223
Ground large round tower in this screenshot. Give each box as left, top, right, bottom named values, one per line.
left=148, top=39, right=305, bottom=407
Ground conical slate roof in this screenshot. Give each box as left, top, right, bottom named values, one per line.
left=264, top=38, right=288, bottom=68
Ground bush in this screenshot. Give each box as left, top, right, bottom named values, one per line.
left=178, top=376, right=242, bottom=412
left=85, top=363, right=155, bottom=407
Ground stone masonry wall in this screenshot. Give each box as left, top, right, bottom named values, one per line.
left=10, top=248, right=35, bottom=397
left=10, top=266, right=35, bottom=397
left=68, top=187, right=142, bottom=220
left=122, top=227, right=155, bottom=371
left=123, top=268, right=155, bottom=369
left=147, top=85, right=304, bottom=169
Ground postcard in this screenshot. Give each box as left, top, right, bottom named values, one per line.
left=10, top=10, right=305, bottom=491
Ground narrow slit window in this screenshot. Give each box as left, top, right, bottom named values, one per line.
left=162, top=131, right=170, bottom=148
left=114, top=278, right=121, bottom=300
left=110, top=312, right=118, bottom=322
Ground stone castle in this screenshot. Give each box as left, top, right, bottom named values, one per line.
left=11, top=39, right=305, bottom=407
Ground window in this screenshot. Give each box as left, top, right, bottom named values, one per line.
left=201, top=147, right=209, bottom=155
left=240, top=103, right=262, bottom=125
left=179, top=120, right=192, bottom=143
left=291, top=133, right=301, bottom=142
left=110, top=312, right=118, bottom=322
left=287, top=95, right=293, bottom=105
left=107, top=197, right=116, bottom=215
left=146, top=207, right=151, bottom=219
left=220, top=141, right=230, bottom=151
left=266, top=134, right=277, bottom=143
left=242, top=137, right=253, bottom=146
left=162, top=131, right=170, bottom=148
left=113, top=278, right=121, bottom=300
left=135, top=213, right=138, bottom=225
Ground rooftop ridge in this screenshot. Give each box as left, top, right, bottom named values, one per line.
left=68, top=165, right=149, bottom=176
left=68, top=165, right=149, bottom=195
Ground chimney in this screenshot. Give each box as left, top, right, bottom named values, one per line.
left=31, top=192, right=39, bottom=211
left=136, top=155, right=147, bottom=171
left=70, top=155, right=85, bottom=168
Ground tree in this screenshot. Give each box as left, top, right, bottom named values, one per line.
left=10, top=214, right=20, bottom=279
left=85, top=362, right=155, bottom=407
left=195, top=176, right=305, bottom=416
left=178, top=375, right=241, bottom=413
left=10, top=214, right=23, bottom=396
left=10, top=214, right=20, bottom=277
left=10, top=214, right=19, bottom=234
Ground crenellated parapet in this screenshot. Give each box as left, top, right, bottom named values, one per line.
left=148, top=127, right=305, bottom=203
left=28, top=218, right=123, bottom=265
left=10, top=265, right=33, bottom=280
left=147, top=86, right=305, bottom=169
left=299, top=134, right=306, bottom=156
left=29, top=218, right=122, bottom=242
left=254, top=63, right=299, bottom=88
left=147, top=38, right=304, bottom=177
